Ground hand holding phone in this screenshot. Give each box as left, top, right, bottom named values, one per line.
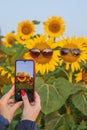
left=15, top=59, right=35, bottom=102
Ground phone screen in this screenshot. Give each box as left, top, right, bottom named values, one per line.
left=15, top=59, right=35, bottom=102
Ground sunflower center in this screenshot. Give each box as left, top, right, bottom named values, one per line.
left=8, top=37, right=14, bottom=44
left=16, top=72, right=26, bottom=82
left=22, top=25, right=32, bottom=35
left=82, top=69, right=87, bottom=84
left=49, top=21, right=60, bottom=33
left=20, top=36, right=26, bottom=41
left=30, top=43, right=52, bottom=64
left=60, top=44, right=81, bottom=63
left=17, top=76, right=26, bottom=82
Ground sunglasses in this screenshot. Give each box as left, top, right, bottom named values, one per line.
left=29, top=48, right=53, bottom=58
left=60, top=48, right=81, bottom=56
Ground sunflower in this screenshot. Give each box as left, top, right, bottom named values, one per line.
left=3, top=32, right=15, bottom=47
left=28, top=79, right=33, bottom=86
left=26, top=74, right=31, bottom=81
left=0, top=67, right=14, bottom=86
left=75, top=68, right=87, bottom=84
left=23, top=35, right=59, bottom=75
left=57, top=36, right=87, bottom=72
left=44, top=16, right=65, bottom=37
left=16, top=72, right=26, bottom=82
left=17, top=20, right=35, bottom=39
left=16, top=33, right=30, bottom=45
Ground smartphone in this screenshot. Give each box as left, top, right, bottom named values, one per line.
left=15, top=59, right=35, bottom=102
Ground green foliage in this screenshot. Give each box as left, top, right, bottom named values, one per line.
left=32, top=20, right=40, bottom=24
left=9, top=120, right=18, bottom=130
left=36, top=76, right=71, bottom=114
left=35, top=74, right=87, bottom=129
left=44, top=111, right=87, bottom=130
left=3, top=84, right=12, bottom=94
left=71, top=85, right=87, bottom=116
left=2, top=43, right=28, bottom=65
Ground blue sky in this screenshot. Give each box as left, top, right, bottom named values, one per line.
left=16, top=60, right=34, bottom=77
left=0, top=0, right=87, bottom=37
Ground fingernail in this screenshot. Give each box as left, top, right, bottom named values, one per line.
left=21, top=89, right=26, bottom=96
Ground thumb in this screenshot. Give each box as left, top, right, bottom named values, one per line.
left=21, top=90, right=29, bottom=106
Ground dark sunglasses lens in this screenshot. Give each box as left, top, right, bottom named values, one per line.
left=42, top=48, right=53, bottom=57
left=71, top=49, right=81, bottom=56
left=60, top=48, right=69, bottom=55
left=30, top=48, right=40, bottom=58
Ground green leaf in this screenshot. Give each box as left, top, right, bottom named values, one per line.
left=2, top=45, right=16, bottom=56
left=57, top=125, right=69, bottom=130
left=45, top=112, right=76, bottom=130
left=32, top=20, right=40, bottom=24
left=72, top=87, right=87, bottom=116
left=3, top=84, right=12, bottom=94
left=54, top=46, right=61, bottom=50
left=45, top=111, right=63, bottom=130
left=8, top=44, right=28, bottom=63
left=9, top=120, right=18, bottom=130
left=36, top=77, right=71, bottom=114
left=77, top=120, right=87, bottom=129
left=71, top=83, right=87, bottom=95
left=14, top=108, right=22, bottom=120
left=0, top=57, right=7, bottom=65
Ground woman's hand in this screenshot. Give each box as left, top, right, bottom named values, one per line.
left=0, top=85, right=23, bottom=123
left=21, top=90, right=41, bottom=121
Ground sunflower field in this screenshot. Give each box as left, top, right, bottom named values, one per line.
left=0, top=16, right=87, bottom=130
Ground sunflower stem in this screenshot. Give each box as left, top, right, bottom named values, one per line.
left=69, top=65, right=73, bottom=83
left=57, top=67, right=69, bottom=79
left=65, top=104, right=71, bottom=115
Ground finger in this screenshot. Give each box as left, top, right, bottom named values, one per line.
left=5, top=85, right=14, bottom=99
left=34, top=91, right=41, bottom=104
left=21, top=89, right=30, bottom=106
left=12, top=101, right=23, bottom=113
left=32, top=91, right=41, bottom=111
left=20, top=104, right=24, bottom=110
left=9, top=103, right=15, bottom=107
left=8, top=99, right=15, bottom=104
left=30, top=102, right=35, bottom=105
left=1, top=85, right=15, bottom=102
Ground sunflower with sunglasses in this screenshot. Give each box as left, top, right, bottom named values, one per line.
left=57, top=36, right=87, bottom=72
left=23, top=35, right=60, bottom=75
